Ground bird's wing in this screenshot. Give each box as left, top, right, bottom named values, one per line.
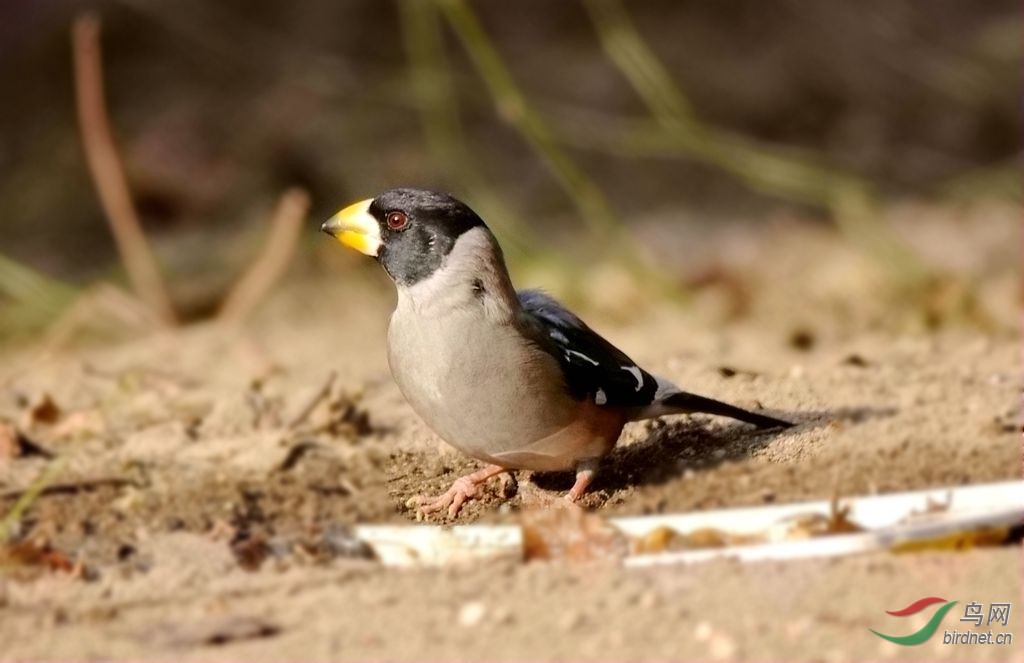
left=517, top=289, right=658, bottom=407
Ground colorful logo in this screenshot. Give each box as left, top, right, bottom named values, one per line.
left=870, top=597, right=959, bottom=646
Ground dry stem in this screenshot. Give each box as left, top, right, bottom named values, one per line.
left=218, top=188, right=310, bottom=324
left=72, top=14, right=177, bottom=325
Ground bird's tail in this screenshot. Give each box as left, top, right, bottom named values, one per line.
left=638, top=390, right=793, bottom=429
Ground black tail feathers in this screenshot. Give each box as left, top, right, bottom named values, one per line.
left=661, top=391, right=794, bottom=429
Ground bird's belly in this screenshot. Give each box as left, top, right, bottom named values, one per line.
left=387, top=309, right=608, bottom=470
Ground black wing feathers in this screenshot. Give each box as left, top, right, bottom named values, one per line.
left=518, top=289, right=658, bottom=407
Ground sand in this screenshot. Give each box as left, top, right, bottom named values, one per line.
left=0, top=203, right=1019, bottom=661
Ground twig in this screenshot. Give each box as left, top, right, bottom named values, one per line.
left=287, top=371, right=337, bottom=430
left=0, top=285, right=159, bottom=393
left=940, top=156, right=1023, bottom=203
left=435, top=0, right=621, bottom=240
left=399, top=0, right=538, bottom=262
left=435, top=0, right=691, bottom=301
left=217, top=188, right=310, bottom=324
left=275, top=440, right=329, bottom=472
left=581, top=0, right=931, bottom=285
left=0, top=457, right=68, bottom=543
left=42, top=283, right=159, bottom=354
left=0, top=475, right=138, bottom=503
left=72, top=14, right=177, bottom=325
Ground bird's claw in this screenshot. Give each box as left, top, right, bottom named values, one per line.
left=406, top=475, right=480, bottom=519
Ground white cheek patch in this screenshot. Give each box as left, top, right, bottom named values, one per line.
left=622, top=365, right=644, bottom=391
left=595, top=389, right=608, bottom=405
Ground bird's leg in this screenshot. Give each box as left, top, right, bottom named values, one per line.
left=407, top=463, right=507, bottom=518
left=566, top=458, right=600, bottom=502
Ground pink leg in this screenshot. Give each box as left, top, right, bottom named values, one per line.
left=407, top=464, right=507, bottom=518
left=566, top=458, right=600, bottom=502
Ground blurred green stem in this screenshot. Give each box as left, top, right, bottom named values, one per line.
left=0, top=254, right=77, bottom=315
left=435, top=0, right=684, bottom=302
left=940, top=156, right=1023, bottom=203
left=435, top=0, right=622, bottom=241
left=399, top=0, right=534, bottom=260
left=0, top=254, right=78, bottom=337
left=583, top=0, right=931, bottom=284
left=0, top=456, right=67, bottom=545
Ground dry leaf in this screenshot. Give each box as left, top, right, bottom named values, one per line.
left=679, top=527, right=733, bottom=548
left=632, top=526, right=760, bottom=554
left=892, top=526, right=1011, bottom=553
left=779, top=507, right=864, bottom=540
left=1, top=538, right=77, bottom=573
left=521, top=505, right=628, bottom=562
left=19, top=393, right=61, bottom=430
left=52, top=409, right=106, bottom=440
left=632, top=525, right=676, bottom=554
left=231, top=532, right=272, bottom=571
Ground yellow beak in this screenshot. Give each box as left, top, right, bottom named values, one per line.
left=321, top=198, right=381, bottom=256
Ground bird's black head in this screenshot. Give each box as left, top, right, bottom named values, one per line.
left=321, top=188, right=487, bottom=286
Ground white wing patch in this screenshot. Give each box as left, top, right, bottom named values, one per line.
left=622, top=365, right=644, bottom=391
left=594, top=389, right=608, bottom=405
left=654, top=375, right=679, bottom=400
left=566, top=349, right=600, bottom=366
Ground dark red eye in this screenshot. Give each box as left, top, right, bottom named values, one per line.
left=386, top=211, right=408, bottom=230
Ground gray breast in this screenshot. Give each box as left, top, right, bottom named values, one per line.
left=384, top=228, right=580, bottom=463
left=387, top=300, right=578, bottom=462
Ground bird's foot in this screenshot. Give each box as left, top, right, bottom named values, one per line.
left=406, top=464, right=506, bottom=519
left=564, top=458, right=599, bottom=503
left=408, top=475, right=478, bottom=519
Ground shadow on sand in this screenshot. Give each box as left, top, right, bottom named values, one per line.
left=530, top=405, right=897, bottom=494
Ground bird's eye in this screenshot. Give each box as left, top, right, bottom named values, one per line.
left=386, top=211, right=409, bottom=230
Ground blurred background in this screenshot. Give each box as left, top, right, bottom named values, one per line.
left=0, top=0, right=1019, bottom=342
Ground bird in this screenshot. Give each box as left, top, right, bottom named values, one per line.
left=321, top=188, right=792, bottom=517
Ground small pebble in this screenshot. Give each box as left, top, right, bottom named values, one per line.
left=457, top=601, right=487, bottom=628
left=987, top=373, right=1008, bottom=386
left=709, top=632, right=737, bottom=660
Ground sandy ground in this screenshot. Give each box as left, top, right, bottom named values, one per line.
left=0, top=203, right=1020, bottom=661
